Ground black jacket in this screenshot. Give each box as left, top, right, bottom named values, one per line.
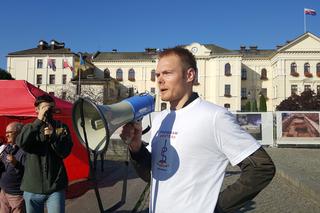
left=16, top=119, right=73, bottom=194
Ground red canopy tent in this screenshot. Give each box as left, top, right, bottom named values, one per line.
left=0, top=80, right=90, bottom=198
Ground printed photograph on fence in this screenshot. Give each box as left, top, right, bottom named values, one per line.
left=282, top=113, right=320, bottom=137
left=236, top=114, right=262, bottom=140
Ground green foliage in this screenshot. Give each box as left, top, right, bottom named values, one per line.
left=243, top=101, right=251, bottom=112
left=0, top=68, right=14, bottom=80
left=251, top=99, right=258, bottom=112
left=259, top=94, right=267, bottom=112
left=276, top=90, right=320, bottom=111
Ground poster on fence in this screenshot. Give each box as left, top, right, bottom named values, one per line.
left=276, top=111, right=320, bottom=145
left=235, top=112, right=274, bottom=146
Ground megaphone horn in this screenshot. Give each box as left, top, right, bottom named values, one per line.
left=72, top=93, right=155, bottom=153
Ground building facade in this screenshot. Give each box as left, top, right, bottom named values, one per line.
left=7, top=33, right=320, bottom=111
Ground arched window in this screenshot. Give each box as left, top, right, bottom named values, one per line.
left=128, top=68, right=135, bottom=81
left=151, top=69, right=156, bottom=81
left=194, top=69, right=199, bottom=85
left=261, top=68, right=267, bottom=80
left=304, top=63, right=310, bottom=73
left=116, top=69, right=123, bottom=81
left=104, top=68, right=110, bottom=78
left=317, top=63, right=320, bottom=72
left=225, top=63, right=231, bottom=76
left=224, top=103, right=230, bottom=109
left=241, top=68, right=247, bottom=80
left=161, top=103, right=167, bottom=111
left=290, top=62, right=298, bottom=76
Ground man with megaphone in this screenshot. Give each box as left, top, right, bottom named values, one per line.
left=121, top=47, right=275, bottom=213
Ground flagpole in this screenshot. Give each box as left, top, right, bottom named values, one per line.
left=304, top=12, right=306, bottom=33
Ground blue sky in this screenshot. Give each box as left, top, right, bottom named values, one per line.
left=0, top=0, right=319, bottom=69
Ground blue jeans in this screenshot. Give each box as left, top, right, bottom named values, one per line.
left=23, top=190, right=65, bottom=213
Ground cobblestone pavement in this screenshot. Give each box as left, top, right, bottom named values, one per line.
left=65, top=143, right=320, bottom=213
left=223, top=166, right=320, bottom=213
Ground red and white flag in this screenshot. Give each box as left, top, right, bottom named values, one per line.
left=63, top=59, right=74, bottom=72
left=304, top=8, right=316, bottom=16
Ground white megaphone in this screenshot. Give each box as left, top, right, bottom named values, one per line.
left=72, top=93, right=155, bottom=153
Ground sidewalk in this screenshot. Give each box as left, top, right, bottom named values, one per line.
left=65, top=143, right=320, bottom=212
left=265, top=147, right=320, bottom=204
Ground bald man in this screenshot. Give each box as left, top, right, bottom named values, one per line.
left=0, top=122, right=26, bottom=213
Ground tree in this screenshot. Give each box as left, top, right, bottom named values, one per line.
left=251, top=99, right=258, bottom=112
left=259, top=94, right=267, bottom=112
left=244, top=101, right=251, bottom=112
left=0, top=68, right=14, bottom=80
left=276, top=90, right=320, bottom=111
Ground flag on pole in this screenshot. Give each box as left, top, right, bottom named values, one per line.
left=79, top=53, right=85, bottom=65
left=304, top=8, right=316, bottom=16
left=47, top=58, right=56, bottom=71
left=63, top=59, right=74, bottom=71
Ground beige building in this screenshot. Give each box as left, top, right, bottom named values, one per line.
left=7, top=32, right=320, bottom=111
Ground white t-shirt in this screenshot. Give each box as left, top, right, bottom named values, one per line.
left=147, top=98, right=260, bottom=213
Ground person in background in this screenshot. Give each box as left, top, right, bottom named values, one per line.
left=16, top=95, right=73, bottom=213
left=121, top=47, right=276, bottom=213
left=0, top=122, right=26, bottom=213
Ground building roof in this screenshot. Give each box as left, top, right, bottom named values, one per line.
left=8, top=47, right=74, bottom=56
left=93, top=51, right=157, bottom=62
left=7, top=40, right=74, bottom=56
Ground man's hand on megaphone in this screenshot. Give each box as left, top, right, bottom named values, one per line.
left=120, top=121, right=142, bottom=153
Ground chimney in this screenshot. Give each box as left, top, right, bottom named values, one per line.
left=249, top=45, right=258, bottom=53
left=240, top=45, right=246, bottom=53
left=38, top=40, right=48, bottom=50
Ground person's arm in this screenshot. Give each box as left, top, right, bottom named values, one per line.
left=50, top=123, right=73, bottom=159
left=16, top=119, right=43, bottom=151
left=121, top=122, right=151, bottom=182
left=215, top=147, right=276, bottom=213
left=130, top=143, right=151, bottom=182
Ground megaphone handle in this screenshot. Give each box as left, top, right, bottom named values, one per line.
left=141, top=114, right=152, bottom=135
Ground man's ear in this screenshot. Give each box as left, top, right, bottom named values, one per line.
left=186, top=68, right=196, bottom=83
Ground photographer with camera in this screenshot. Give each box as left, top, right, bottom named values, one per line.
left=16, top=95, right=73, bottom=213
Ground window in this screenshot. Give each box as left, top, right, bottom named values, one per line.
left=128, top=87, right=134, bottom=97
left=304, top=63, right=310, bottom=73
left=48, top=92, right=55, bottom=96
left=241, top=68, right=247, bottom=80
left=161, top=103, right=167, bottom=111
left=317, top=63, right=320, bottom=74
left=291, top=85, right=298, bottom=95
left=61, top=92, right=66, bottom=100
left=304, top=63, right=312, bottom=77
left=36, top=74, right=42, bottom=84
left=261, top=68, right=268, bottom=80
left=304, top=85, right=311, bottom=91
left=194, top=69, right=199, bottom=85
left=49, top=74, right=55, bottom=84
left=224, top=84, right=231, bottom=97
left=151, top=69, right=156, bottom=81
left=317, top=85, right=320, bottom=94
left=224, top=103, right=230, bottom=109
left=150, top=87, right=155, bottom=94
left=62, top=74, right=67, bottom=84
left=116, top=69, right=123, bottom=81
left=260, top=88, right=267, bottom=97
left=128, top=69, right=135, bottom=81
left=104, top=68, right=110, bottom=78
left=241, top=88, right=247, bottom=99
left=290, top=62, right=298, bottom=76
left=224, top=63, right=231, bottom=76
left=37, top=59, right=43, bottom=68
